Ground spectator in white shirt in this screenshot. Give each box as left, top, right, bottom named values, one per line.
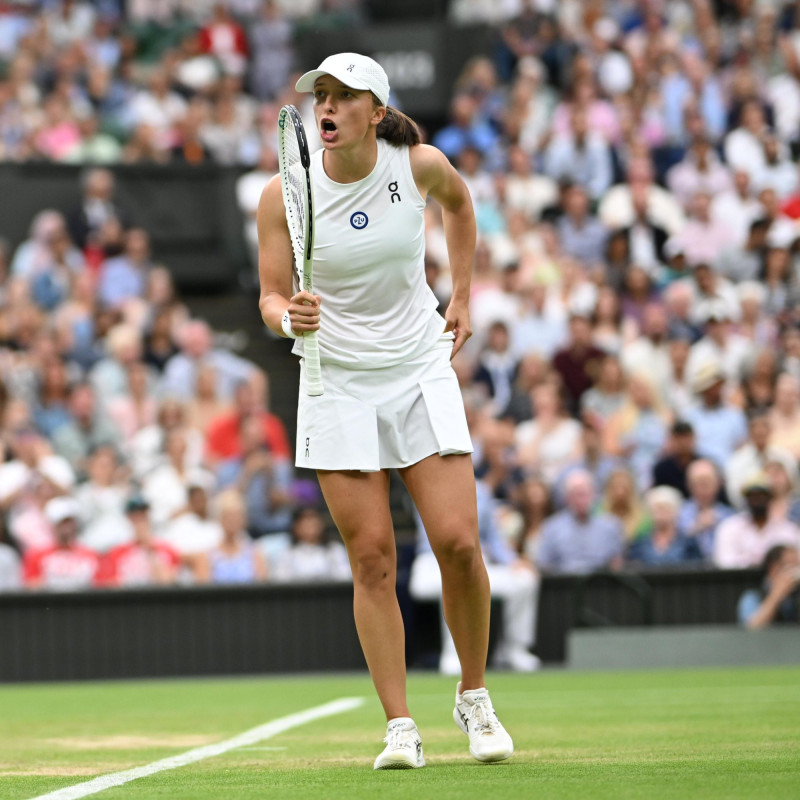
left=710, top=169, right=763, bottom=248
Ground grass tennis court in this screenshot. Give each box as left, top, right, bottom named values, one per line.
left=2, top=667, right=798, bottom=800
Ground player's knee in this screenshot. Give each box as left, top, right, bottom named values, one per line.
left=436, top=532, right=479, bottom=572
left=350, top=546, right=395, bottom=590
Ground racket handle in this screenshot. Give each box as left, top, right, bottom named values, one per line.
left=303, top=331, right=324, bottom=396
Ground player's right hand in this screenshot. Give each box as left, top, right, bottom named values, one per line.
left=287, top=291, right=321, bottom=332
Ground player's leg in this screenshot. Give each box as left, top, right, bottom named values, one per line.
left=317, top=468, right=409, bottom=720
left=399, top=453, right=489, bottom=690
left=400, top=453, right=513, bottom=762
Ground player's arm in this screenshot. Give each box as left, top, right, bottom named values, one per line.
left=257, top=175, right=320, bottom=337
left=410, top=144, right=476, bottom=358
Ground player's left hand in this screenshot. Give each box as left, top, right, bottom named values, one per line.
left=444, top=299, right=472, bottom=360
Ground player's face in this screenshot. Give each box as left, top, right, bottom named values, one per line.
left=312, top=77, right=383, bottom=149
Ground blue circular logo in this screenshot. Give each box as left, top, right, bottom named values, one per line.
left=350, top=211, right=369, bottom=230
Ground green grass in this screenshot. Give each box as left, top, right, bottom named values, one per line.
left=1, top=667, right=799, bottom=799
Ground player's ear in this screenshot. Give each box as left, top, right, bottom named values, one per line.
left=371, top=105, right=387, bottom=126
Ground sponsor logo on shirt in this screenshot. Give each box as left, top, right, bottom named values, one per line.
left=350, top=211, right=369, bottom=229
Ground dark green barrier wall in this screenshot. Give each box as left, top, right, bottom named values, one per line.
left=0, top=569, right=761, bottom=682
left=0, top=163, right=249, bottom=291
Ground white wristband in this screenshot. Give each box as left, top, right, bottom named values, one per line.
left=281, top=310, right=299, bottom=339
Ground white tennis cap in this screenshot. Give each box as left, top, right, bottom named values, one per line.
left=295, top=52, right=390, bottom=106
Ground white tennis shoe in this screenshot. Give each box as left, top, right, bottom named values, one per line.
left=453, top=683, right=514, bottom=763
left=373, top=717, right=425, bottom=770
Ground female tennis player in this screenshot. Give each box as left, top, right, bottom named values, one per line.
left=257, top=53, right=514, bottom=769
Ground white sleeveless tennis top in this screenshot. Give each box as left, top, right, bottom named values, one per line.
left=292, top=139, right=443, bottom=369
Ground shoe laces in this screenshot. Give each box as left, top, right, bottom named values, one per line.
left=464, top=698, right=501, bottom=735
left=384, top=726, right=418, bottom=751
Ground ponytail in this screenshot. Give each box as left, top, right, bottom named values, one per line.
left=376, top=104, right=422, bottom=147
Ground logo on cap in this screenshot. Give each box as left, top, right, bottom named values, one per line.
left=347, top=64, right=355, bottom=72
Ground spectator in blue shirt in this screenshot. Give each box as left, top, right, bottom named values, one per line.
left=738, top=544, right=800, bottom=628
left=678, top=459, right=734, bottom=560
left=97, top=227, right=152, bottom=309
left=628, top=485, right=704, bottom=567
left=537, top=470, right=625, bottom=574
left=432, top=93, right=500, bottom=164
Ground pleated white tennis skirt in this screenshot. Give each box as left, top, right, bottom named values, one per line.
left=295, top=332, right=473, bottom=471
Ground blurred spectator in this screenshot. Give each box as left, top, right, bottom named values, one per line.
left=652, top=420, right=699, bottom=498
left=684, top=362, right=748, bottom=471
left=270, top=507, right=350, bottom=583
left=207, top=489, right=267, bottom=584
left=216, top=413, right=293, bottom=538
left=767, top=373, right=800, bottom=460
left=580, top=354, right=626, bottom=431
left=678, top=459, right=733, bottom=561
left=666, top=135, right=732, bottom=209
left=515, top=380, right=582, bottom=487
left=74, top=444, right=130, bottom=553
left=51, top=381, right=120, bottom=473
left=66, top=167, right=128, bottom=250
left=98, top=494, right=180, bottom=587
left=726, top=412, right=795, bottom=510
left=97, top=228, right=154, bottom=309
left=410, top=480, right=539, bottom=673
left=158, top=474, right=224, bottom=558
left=0, top=520, right=22, bottom=591
left=552, top=312, right=605, bottom=414
left=627, top=486, right=704, bottom=567
left=161, top=319, right=255, bottom=402
left=23, top=496, right=99, bottom=590
left=710, top=171, right=763, bottom=249
left=542, top=107, right=613, bottom=201
left=601, top=467, right=649, bottom=542
left=236, top=143, right=277, bottom=277
left=738, top=545, right=800, bottom=628
left=514, top=476, right=553, bottom=566
left=472, top=320, right=518, bottom=416
left=510, top=277, right=567, bottom=362
left=713, top=472, right=800, bottom=569
left=206, top=374, right=290, bottom=462
left=248, top=2, right=293, bottom=101
left=602, top=373, right=669, bottom=491
left=556, top=184, right=608, bottom=266
left=198, top=3, right=249, bottom=78
left=129, top=67, right=187, bottom=152
left=537, top=470, right=625, bottom=574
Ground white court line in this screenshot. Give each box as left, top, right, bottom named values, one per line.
left=27, top=696, right=365, bottom=800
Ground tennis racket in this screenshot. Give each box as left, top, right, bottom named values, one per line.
left=278, top=104, right=323, bottom=396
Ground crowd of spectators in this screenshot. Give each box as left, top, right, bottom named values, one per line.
left=1, top=1, right=800, bottom=625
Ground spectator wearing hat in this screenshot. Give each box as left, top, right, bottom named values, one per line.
left=627, top=486, right=704, bottom=567
left=738, top=545, right=800, bottom=628
left=678, top=459, right=734, bottom=560
left=684, top=362, right=748, bottom=471
left=536, top=470, right=625, bottom=574
left=713, top=472, right=800, bottom=569
left=98, top=494, right=181, bottom=587
left=23, top=497, right=99, bottom=590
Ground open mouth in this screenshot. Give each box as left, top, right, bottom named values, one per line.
left=321, top=120, right=337, bottom=132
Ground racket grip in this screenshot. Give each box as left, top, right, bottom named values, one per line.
left=303, top=331, right=324, bottom=396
